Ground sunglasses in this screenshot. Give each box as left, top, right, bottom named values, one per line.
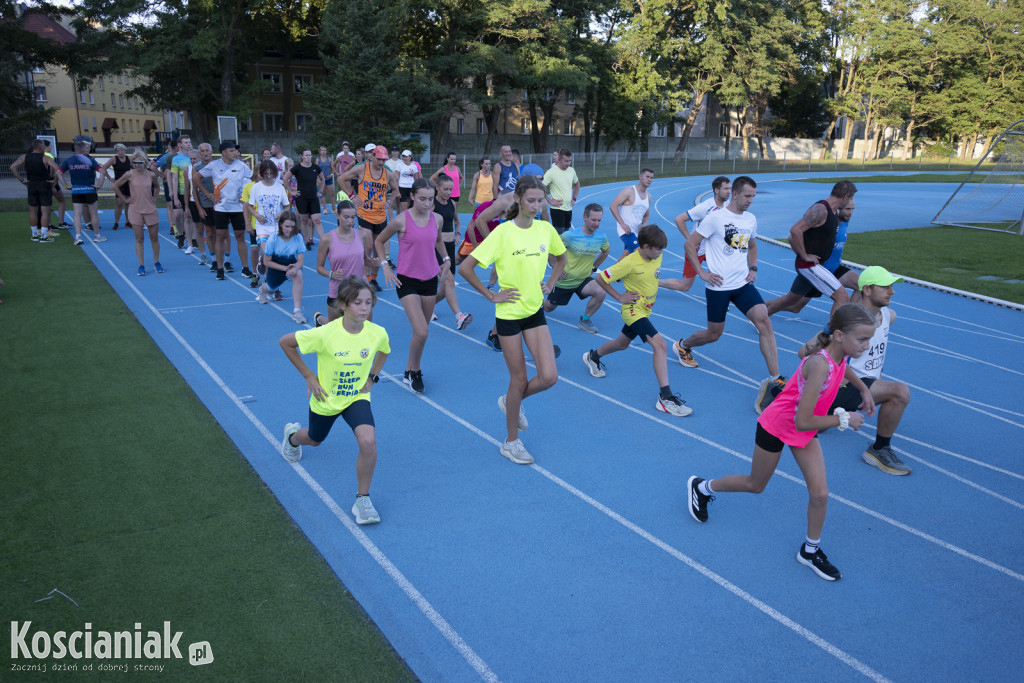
left=132, top=161, right=145, bottom=165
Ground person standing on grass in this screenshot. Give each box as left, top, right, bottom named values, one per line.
left=766, top=199, right=859, bottom=316
left=609, top=168, right=654, bottom=255
left=374, top=178, right=449, bottom=393
left=761, top=266, right=912, bottom=476
left=672, top=176, right=787, bottom=405
left=113, top=149, right=163, bottom=275
left=313, top=200, right=377, bottom=327
left=280, top=275, right=390, bottom=526
left=43, top=140, right=71, bottom=229
left=10, top=139, right=62, bottom=243
left=256, top=212, right=307, bottom=324
left=581, top=224, right=693, bottom=417
left=59, top=140, right=105, bottom=246
left=543, top=203, right=610, bottom=334
left=457, top=175, right=567, bottom=466
left=542, top=148, right=581, bottom=234
left=785, top=180, right=858, bottom=320
left=99, top=143, right=132, bottom=231
left=662, top=176, right=730, bottom=293
left=431, top=174, right=473, bottom=331
left=686, top=303, right=878, bottom=582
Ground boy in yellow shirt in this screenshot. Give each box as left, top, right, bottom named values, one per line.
left=582, top=224, right=693, bottom=416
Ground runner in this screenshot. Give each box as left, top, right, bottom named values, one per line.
left=256, top=211, right=307, bottom=324
left=313, top=200, right=376, bottom=327
left=337, top=145, right=397, bottom=292
left=431, top=174, right=472, bottom=331
left=190, top=143, right=218, bottom=267
left=10, top=140, right=62, bottom=243
left=113, top=149, right=163, bottom=275
left=429, top=152, right=462, bottom=209
left=609, top=168, right=654, bottom=255
left=662, top=176, right=730, bottom=292
left=468, top=155, right=494, bottom=207
left=196, top=141, right=252, bottom=280
left=542, top=148, right=581, bottom=234
left=99, top=143, right=132, bottom=230
left=543, top=203, right=609, bottom=333
left=58, top=140, right=104, bottom=245
left=282, top=148, right=325, bottom=250
left=493, top=144, right=520, bottom=197
left=317, top=146, right=336, bottom=215
left=395, top=149, right=420, bottom=213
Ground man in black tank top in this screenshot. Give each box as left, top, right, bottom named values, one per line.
left=787, top=179, right=857, bottom=318
left=10, top=139, right=63, bottom=242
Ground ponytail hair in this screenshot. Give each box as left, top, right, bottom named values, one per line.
left=506, top=174, right=543, bottom=222
left=813, top=303, right=875, bottom=350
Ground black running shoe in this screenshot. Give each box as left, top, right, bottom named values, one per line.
left=216, top=268, right=225, bottom=280
left=241, top=267, right=253, bottom=278
left=224, top=261, right=234, bottom=273
left=797, top=545, right=842, bottom=581
left=250, top=274, right=260, bottom=288
left=371, top=278, right=382, bottom=292
left=686, top=476, right=713, bottom=523
left=410, top=370, right=424, bottom=393
left=210, top=262, right=218, bottom=273
left=486, top=332, right=502, bottom=352
left=177, top=234, right=186, bottom=249
left=552, top=344, right=561, bottom=359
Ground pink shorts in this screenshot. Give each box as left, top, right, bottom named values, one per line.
left=128, top=208, right=160, bottom=227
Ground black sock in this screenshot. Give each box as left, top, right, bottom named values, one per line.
left=288, top=435, right=298, bottom=447
left=873, top=435, right=892, bottom=450
left=659, top=385, right=673, bottom=400
left=590, top=349, right=601, bottom=362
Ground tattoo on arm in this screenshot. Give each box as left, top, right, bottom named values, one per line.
left=803, top=203, right=827, bottom=228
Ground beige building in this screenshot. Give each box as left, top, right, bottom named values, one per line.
left=22, top=10, right=181, bottom=150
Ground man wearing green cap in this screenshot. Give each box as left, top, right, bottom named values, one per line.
left=771, top=266, right=912, bottom=475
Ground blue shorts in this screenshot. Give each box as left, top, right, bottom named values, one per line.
left=619, top=233, right=639, bottom=253
left=705, top=283, right=764, bottom=323
left=307, top=400, right=375, bottom=443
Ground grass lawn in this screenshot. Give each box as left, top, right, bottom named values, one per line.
left=0, top=216, right=415, bottom=680
left=843, top=226, right=1024, bottom=304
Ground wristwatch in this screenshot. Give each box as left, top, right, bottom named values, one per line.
left=749, top=265, right=758, bottom=271
left=368, top=373, right=380, bottom=384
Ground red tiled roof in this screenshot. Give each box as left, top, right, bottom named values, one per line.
left=20, top=11, right=77, bottom=45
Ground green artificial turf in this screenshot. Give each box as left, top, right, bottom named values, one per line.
left=0, top=216, right=416, bottom=681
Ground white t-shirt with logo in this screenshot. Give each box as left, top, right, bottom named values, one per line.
left=686, top=197, right=722, bottom=257
left=696, top=207, right=757, bottom=291
left=197, top=159, right=252, bottom=213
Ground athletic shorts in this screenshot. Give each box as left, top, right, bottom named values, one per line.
left=193, top=205, right=215, bottom=227
left=547, top=277, right=594, bottom=307
left=307, top=400, right=374, bottom=443
left=795, top=264, right=843, bottom=298
left=435, top=242, right=456, bottom=274
left=248, top=230, right=259, bottom=247
left=621, top=317, right=659, bottom=343
left=214, top=211, right=246, bottom=232
left=72, top=192, right=98, bottom=205
left=266, top=261, right=299, bottom=290
left=705, top=283, right=765, bottom=324
left=295, top=196, right=321, bottom=215
left=831, top=376, right=877, bottom=412
left=683, top=253, right=707, bottom=280
left=127, top=208, right=159, bottom=227
left=396, top=273, right=438, bottom=299
left=791, top=265, right=852, bottom=298
left=26, top=180, right=52, bottom=207
left=619, top=232, right=639, bottom=253
left=496, top=307, right=546, bottom=337
left=754, top=422, right=787, bottom=453
left=399, top=187, right=412, bottom=203
left=162, top=182, right=170, bottom=202
left=358, top=217, right=387, bottom=236
left=549, top=207, right=572, bottom=234
left=176, top=194, right=186, bottom=209
left=457, top=238, right=478, bottom=258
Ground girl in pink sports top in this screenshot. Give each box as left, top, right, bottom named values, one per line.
left=374, top=178, right=448, bottom=394
left=314, top=200, right=376, bottom=326
left=686, top=304, right=878, bottom=583
left=430, top=152, right=461, bottom=206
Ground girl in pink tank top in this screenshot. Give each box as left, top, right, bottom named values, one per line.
left=685, top=304, right=878, bottom=582
left=314, top=200, right=374, bottom=326
left=373, top=178, right=448, bottom=393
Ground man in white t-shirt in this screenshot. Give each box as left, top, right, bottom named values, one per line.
left=197, top=142, right=253, bottom=280
left=663, top=176, right=730, bottom=291
left=608, top=168, right=654, bottom=255
left=672, top=176, right=786, bottom=399
left=269, top=142, right=292, bottom=186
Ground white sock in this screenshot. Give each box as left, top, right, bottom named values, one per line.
left=699, top=480, right=714, bottom=496
left=31, top=226, right=38, bottom=236
left=804, top=537, right=820, bottom=554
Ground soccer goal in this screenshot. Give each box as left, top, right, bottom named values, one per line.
left=932, top=118, right=1024, bottom=235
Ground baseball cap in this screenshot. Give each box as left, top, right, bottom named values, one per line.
left=401, top=149, right=412, bottom=158
left=364, top=143, right=376, bottom=153
left=520, top=163, right=544, bottom=177
left=390, top=146, right=399, bottom=151
left=373, top=145, right=388, bottom=160
left=858, top=266, right=904, bottom=290
left=219, top=141, right=239, bottom=152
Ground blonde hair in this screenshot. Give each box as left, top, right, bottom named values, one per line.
left=130, top=149, right=148, bottom=165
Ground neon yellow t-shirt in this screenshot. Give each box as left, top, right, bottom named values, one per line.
left=470, top=218, right=566, bottom=320
left=241, top=181, right=257, bottom=230
left=600, top=249, right=662, bottom=323
left=336, top=188, right=351, bottom=204
left=295, top=320, right=390, bottom=416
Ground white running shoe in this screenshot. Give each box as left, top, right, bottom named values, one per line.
left=500, top=438, right=534, bottom=465
left=292, top=309, right=307, bottom=324
left=455, top=311, right=473, bottom=330
left=257, top=289, right=269, bottom=304
left=281, top=423, right=301, bottom=462
left=352, top=496, right=381, bottom=525
left=656, top=394, right=693, bottom=417
left=498, top=394, right=528, bottom=430
left=184, top=245, right=194, bottom=255
left=582, top=350, right=606, bottom=378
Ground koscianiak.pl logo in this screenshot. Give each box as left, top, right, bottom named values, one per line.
left=9, top=621, right=213, bottom=673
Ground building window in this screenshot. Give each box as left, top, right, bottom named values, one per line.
left=521, top=118, right=529, bottom=134
left=295, top=113, right=313, bottom=132
left=545, top=88, right=556, bottom=101
left=91, top=117, right=97, bottom=131
left=121, top=118, right=125, bottom=132
left=89, top=90, right=94, bottom=104
left=293, top=74, right=313, bottom=94
left=129, top=120, right=133, bottom=132
left=119, top=95, right=124, bottom=108
left=239, top=117, right=252, bottom=133
left=98, top=80, right=103, bottom=91
left=134, top=97, right=139, bottom=109
left=262, top=73, right=282, bottom=93
left=116, top=74, right=121, bottom=83
left=477, top=118, right=485, bottom=135
left=457, top=119, right=464, bottom=134
left=566, top=91, right=576, bottom=105
left=564, top=119, right=573, bottom=135
left=111, top=93, right=116, bottom=106
left=83, top=116, right=88, bottom=130
left=79, top=90, right=86, bottom=104
left=34, top=86, right=47, bottom=102
left=718, top=122, right=738, bottom=137
left=264, top=113, right=284, bottom=131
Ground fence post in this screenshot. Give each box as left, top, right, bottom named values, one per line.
left=808, top=154, right=812, bottom=171
left=783, top=151, right=787, bottom=170
left=948, top=148, right=953, bottom=170
left=684, top=155, right=687, bottom=174
left=661, top=154, right=664, bottom=175
left=615, top=152, right=618, bottom=177
left=889, top=151, right=894, bottom=169
left=593, top=152, right=596, bottom=178
left=918, top=151, right=923, bottom=169
left=733, top=158, right=736, bottom=173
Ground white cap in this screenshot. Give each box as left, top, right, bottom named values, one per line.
left=401, top=149, right=412, bottom=157
left=364, top=143, right=376, bottom=153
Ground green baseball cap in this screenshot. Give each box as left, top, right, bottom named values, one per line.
left=858, top=266, right=904, bottom=290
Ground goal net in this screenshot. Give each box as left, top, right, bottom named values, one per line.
left=932, top=118, right=1024, bottom=235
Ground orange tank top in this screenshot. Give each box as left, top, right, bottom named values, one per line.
left=357, top=164, right=389, bottom=225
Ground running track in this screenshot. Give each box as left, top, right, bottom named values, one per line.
left=76, top=172, right=1024, bottom=681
